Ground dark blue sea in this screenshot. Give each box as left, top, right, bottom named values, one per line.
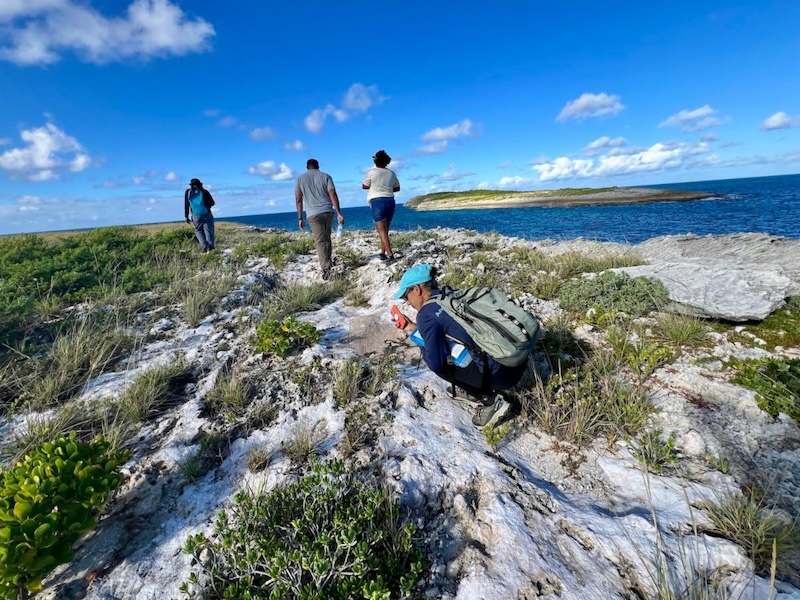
left=220, top=174, right=800, bottom=244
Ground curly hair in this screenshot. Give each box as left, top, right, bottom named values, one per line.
left=372, top=150, right=391, bottom=167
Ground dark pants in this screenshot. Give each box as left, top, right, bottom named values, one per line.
left=191, top=212, right=215, bottom=250
left=308, top=212, right=333, bottom=271
left=445, top=358, right=527, bottom=398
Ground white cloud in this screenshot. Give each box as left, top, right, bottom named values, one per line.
left=700, top=133, right=718, bottom=143
left=250, top=127, right=275, bottom=141
left=0, top=0, right=215, bottom=65
left=436, top=165, right=475, bottom=183
left=584, top=136, right=627, bottom=155
left=497, top=176, right=533, bottom=187
left=284, top=140, right=305, bottom=151
left=0, top=122, right=91, bottom=181
left=421, top=119, right=475, bottom=142
left=417, top=141, right=449, bottom=154
left=762, top=111, right=800, bottom=131
left=659, top=105, right=722, bottom=132
left=557, top=93, right=625, bottom=122
left=203, top=109, right=220, bottom=117
left=247, top=160, right=294, bottom=181
left=533, top=141, right=712, bottom=181
left=304, top=83, right=385, bottom=133
left=164, top=171, right=178, bottom=182
left=0, top=138, right=11, bottom=146
left=218, top=116, right=236, bottom=127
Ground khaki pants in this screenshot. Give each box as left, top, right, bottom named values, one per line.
left=307, top=212, right=333, bottom=272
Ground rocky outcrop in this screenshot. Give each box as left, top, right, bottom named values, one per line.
left=617, top=233, right=800, bottom=321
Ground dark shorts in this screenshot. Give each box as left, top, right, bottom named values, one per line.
left=369, top=197, right=396, bottom=224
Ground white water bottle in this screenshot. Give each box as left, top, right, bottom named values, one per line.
left=335, top=223, right=343, bottom=241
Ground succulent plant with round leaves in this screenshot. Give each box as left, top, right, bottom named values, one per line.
left=0, top=432, right=129, bottom=600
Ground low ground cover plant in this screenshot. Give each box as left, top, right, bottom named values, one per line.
left=254, top=317, right=322, bottom=357
left=0, top=432, right=128, bottom=600
left=731, top=357, right=800, bottom=422
left=0, top=226, right=199, bottom=349
left=261, top=280, right=348, bottom=321
left=559, top=271, right=668, bottom=320
left=181, top=459, right=425, bottom=600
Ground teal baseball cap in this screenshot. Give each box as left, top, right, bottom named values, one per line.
left=395, top=264, right=433, bottom=300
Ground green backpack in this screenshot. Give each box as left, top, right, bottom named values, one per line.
left=426, top=287, right=540, bottom=367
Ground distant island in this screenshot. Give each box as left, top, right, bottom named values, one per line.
left=404, top=186, right=719, bottom=210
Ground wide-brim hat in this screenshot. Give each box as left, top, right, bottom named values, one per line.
left=395, top=264, right=433, bottom=300
left=190, top=178, right=202, bottom=186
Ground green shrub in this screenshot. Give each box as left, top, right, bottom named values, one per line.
left=0, top=432, right=128, bottom=599
left=731, top=358, right=800, bottom=422
left=181, top=459, right=425, bottom=600
left=254, top=317, right=322, bottom=357
left=559, top=271, right=668, bottom=319
left=634, top=429, right=678, bottom=474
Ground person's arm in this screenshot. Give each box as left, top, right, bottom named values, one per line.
left=328, top=188, right=345, bottom=224
left=392, top=173, right=400, bottom=193
left=361, top=173, right=371, bottom=190
left=295, top=190, right=305, bottom=230
left=417, top=308, right=448, bottom=373
left=184, top=190, right=191, bottom=223
left=203, top=190, right=215, bottom=208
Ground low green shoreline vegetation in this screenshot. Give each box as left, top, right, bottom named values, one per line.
left=405, top=187, right=615, bottom=208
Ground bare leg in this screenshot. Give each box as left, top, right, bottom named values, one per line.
left=375, top=219, right=393, bottom=257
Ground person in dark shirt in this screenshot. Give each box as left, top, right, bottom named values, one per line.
left=184, top=178, right=216, bottom=252
left=392, top=264, right=526, bottom=428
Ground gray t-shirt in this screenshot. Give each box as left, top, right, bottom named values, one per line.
left=295, top=169, right=335, bottom=218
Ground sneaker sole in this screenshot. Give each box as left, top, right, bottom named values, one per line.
left=477, top=400, right=512, bottom=429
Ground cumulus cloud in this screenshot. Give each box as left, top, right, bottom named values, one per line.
left=762, top=111, right=800, bottom=131
left=247, top=160, right=293, bottom=181
left=417, top=141, right=449, bottom=155
left=304, top=83, right=385, bottom=133
left=436, top=165, right=475, bottom=184
left=250, top=126, right=275, bottom=141
left=532, top=141, right=712, bottom=182
left=497, top=176, right=533, bottom=187
left=700, top=133, right=718, bottom=143
left=557, top=93, right=625, bottom=122
left=284, top=140, right=305, bottom=151
left=0, top=0, right=215, bottom=65
left=416, top=119, right=477, bottom=154
left=0, top=122, right=91, bottom=181
left=584, top=136, right=627, bottom=155
left=421, top=119, right=475, bottom=142
left=164, top=171, right=178, bottom=182
left=659, top=105, right=722, bottom=132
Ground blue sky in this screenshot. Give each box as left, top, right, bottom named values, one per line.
left=1, top=0, right=799, bottom=234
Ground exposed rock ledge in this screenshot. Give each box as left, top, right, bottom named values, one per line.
left=626, top=233, right=800, bottom=321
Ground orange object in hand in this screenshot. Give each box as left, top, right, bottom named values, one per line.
left=391, top=305, right=407, bottom=329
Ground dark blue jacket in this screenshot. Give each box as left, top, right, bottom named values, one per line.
left=416, top=289, right=526, bottom=393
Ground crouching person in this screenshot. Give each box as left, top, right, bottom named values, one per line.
left=392, top=264, right=527, bottom=429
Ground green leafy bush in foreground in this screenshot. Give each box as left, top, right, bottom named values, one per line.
left=732, top=357, right=800, bottom=422
left=0, top=432, right=128, bottom=599
left=254, top=317, right=322, bottom=357
left=181, top=459, right=425, bottom=600
left=559, top=271, right=668, bottom=320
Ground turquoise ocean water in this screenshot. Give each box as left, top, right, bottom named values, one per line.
left=220, top=174, right=800, bottom=244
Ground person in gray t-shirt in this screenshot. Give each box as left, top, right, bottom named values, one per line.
left=295, top=159, right=345, bottom=279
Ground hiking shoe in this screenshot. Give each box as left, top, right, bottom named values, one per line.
left=471, top=395, right=512, bottom=429
left=378, top=252, right=388, bottom=261
left=448, top=385, right=491, bottom=407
